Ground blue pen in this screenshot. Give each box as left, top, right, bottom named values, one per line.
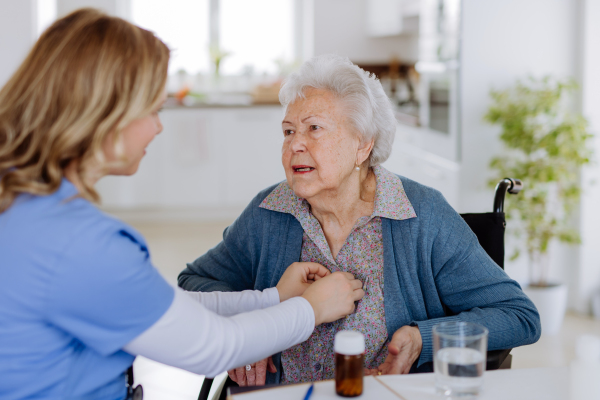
left=303, top=383, right=314, bottom=400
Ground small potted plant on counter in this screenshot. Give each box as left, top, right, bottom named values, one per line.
left=485, top=77, right=593, bottom=335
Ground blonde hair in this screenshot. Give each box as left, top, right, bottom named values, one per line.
left=0, top=8, right=169, bottom=212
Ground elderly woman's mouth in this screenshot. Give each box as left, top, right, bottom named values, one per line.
left=293, top=166, right=315, bottom=173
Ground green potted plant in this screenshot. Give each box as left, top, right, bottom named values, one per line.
left=485, top=77, right=593, bottom=335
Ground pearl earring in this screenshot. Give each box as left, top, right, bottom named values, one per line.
left=355, top=165, right=360, bottom=171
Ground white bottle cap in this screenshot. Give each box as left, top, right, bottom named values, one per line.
left=335, top=331, right=365, bottom=355
left=575, top=334, right=600, bottom=363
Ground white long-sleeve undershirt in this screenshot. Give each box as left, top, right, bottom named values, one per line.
left=181, top=287, right=281, bottom=316
left=123, top=288, right=315, bottom=377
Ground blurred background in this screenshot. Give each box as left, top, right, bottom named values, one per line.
left=1, top=0, right=599, bottom=398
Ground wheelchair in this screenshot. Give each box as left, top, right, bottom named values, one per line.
left=196, top=177, right=523, bottom=400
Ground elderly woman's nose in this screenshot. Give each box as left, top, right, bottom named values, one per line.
left=289, top=131, right=308, bottom=152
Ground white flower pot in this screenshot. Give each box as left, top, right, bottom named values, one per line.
left=523, top=283, right=568, bottom=336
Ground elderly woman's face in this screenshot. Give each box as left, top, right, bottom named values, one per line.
left=281, top=88, right=364, bottom=200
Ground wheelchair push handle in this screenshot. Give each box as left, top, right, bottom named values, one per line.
left=493, top=178, right=523, bottom=213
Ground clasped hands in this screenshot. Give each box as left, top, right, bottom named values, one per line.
left=228, top=262, right=422, bottom=386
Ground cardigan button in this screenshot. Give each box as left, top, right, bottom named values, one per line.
left=314, top=363, right=322, bottom=372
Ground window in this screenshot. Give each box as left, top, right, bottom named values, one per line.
left=131, top=0, right=295, bottom=77
left=132, top=0, right=210, bottom=75
left=219, top=0, right=294, bottom=75
left=37, top=0, right=57, bottom=37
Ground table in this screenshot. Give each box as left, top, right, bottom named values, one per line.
left=228, top=367, right=568, bottom=399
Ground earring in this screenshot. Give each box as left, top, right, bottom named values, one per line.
left=355, top=165, right=360, bottom=171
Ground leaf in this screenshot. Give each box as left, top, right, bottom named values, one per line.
left=509, top=249, right=521, bottom=261
left=485, top=76, right=594, bottom=275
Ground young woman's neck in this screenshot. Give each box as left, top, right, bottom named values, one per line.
left=64, top=159, right=104, bottom=194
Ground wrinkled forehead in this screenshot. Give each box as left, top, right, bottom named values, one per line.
left=283, top=87, right=346, bottom=119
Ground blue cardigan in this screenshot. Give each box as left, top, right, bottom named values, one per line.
left=178, top=176, right=540, bottom=382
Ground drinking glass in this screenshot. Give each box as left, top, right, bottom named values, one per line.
left=433, top=321, right=488, bottom=398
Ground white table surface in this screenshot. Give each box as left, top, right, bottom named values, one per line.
left=378, top=367, right=568, bottom=400
left=230, top=367, right=569, bottom=400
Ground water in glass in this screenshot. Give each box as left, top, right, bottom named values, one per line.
left=433, top=321, right=488, bottom=398
left=434, top=347, right=485, bottom=397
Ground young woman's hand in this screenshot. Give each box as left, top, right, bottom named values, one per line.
left=301, top=271, right=364, bottom=325
left=228, top=262, right=332, bottom=387
left=276, top=262, right=331, bottom=302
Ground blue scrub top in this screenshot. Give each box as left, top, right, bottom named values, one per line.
left=0, top=179, right=174, bottom=399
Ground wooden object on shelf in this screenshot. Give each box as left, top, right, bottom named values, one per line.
left=251, top=81, right=282, bottom=105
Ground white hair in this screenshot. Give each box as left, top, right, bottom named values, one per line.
left=279, top=54, right=396, bottom=166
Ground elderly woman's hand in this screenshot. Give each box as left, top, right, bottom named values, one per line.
left=276, top=262, right=331, bottom=302
left=365, top=326, right=422, bottom=376
left=227, top=356, right=277, bottom=387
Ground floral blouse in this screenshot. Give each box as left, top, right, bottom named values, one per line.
left=259, top=166, right=417, bottom=383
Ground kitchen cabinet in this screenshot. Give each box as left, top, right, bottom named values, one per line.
left=366, top=0, right=421, bottom=37
left=366, top=0, right=403, bottom=37
left=96, top=106, right=286, bottom=215
left=97, top=106, right=460, bottom=218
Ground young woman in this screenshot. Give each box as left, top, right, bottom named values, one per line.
left=0, top=9, right=364, bottom=399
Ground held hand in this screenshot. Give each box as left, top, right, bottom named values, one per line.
left=276, top=262, right=331, bottom=302
left=367, top=326, right=422, bottom=375
left=301, top=271, right=364, bottom=325
left=227, top=356, right=277, bottom=387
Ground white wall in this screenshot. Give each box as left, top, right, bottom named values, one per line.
left=460, top=0, right=579, bottom=213
left=313, top=0, right=418, bottom=63
left=459, top=0, right=581, bottom=294
left=0, top=1, right=37, bottom=87
left=575, top=0, right=600, bottom=314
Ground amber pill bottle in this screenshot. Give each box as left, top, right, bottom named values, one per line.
left=334, top=331, right=365, bottom=397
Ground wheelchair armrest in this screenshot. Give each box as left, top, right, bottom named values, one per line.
left=486, top=348, right=512, bottom=370
left=493, top=178, right=523, bottom=213
left=198, top=377, right=214, bottom=400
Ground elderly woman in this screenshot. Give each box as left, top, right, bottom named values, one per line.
left=178, top=54, right=541, bottom=385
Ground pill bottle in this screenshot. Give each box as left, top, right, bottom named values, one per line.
left=335, top=331, right=365, bottom=397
